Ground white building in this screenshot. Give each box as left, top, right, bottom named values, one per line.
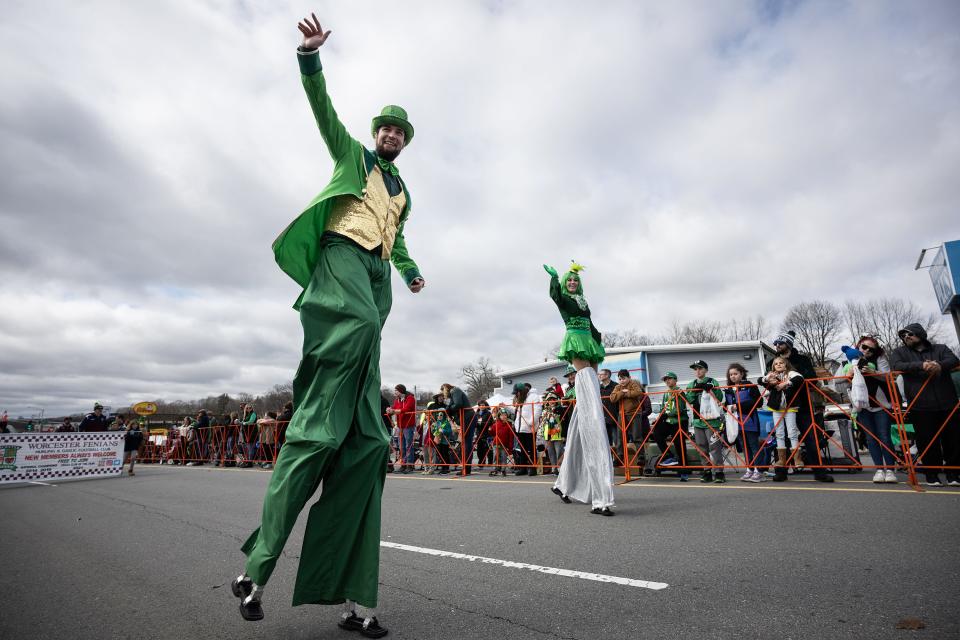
left=492, top=341, right=777, bottom=408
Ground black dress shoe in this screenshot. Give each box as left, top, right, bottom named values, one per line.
left=238, top=595, right=263, bottom=621
left=590, top=507, right=615, bottom=516
left=551, top=487, right=572, bottom=503
left=338, top=612, right=364, bottom=631
left=339, top=613, right=388, bottom=638
left=231, top=576, right=252, bottom=599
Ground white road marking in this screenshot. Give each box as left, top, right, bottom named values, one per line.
left=27, top=481, right=57, bottom=487
left=380, top=541, right=668, bottom=590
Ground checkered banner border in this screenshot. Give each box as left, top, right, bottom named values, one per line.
left=0, top=467, right=120, bottom=483
left=1, top=432, right=124, bottom=484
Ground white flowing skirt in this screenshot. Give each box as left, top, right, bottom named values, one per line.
left=553, top=367, right=615, bottom=509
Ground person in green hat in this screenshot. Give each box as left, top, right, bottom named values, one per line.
left=684, top=360, right=727, bottom=483
left=232, top=13, right=424, bottom=637
left=654, top=372, right=688, bottom=480
left=543, top=262, right=615, bottom=516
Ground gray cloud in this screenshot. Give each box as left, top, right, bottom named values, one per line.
left=2, top=0, right=959, bottom=417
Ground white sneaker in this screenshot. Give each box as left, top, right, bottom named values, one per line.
left=740, top=470, right=753, bottom=482
left=948, top=479, right=960, bottom=487
left=751, top=469, right=764, bottom=482
left=872, top=470, right=885, bottom=483
left=884, top=470, right=898, bottom=484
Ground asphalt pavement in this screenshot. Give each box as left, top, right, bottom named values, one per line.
left=2, top=464, right=958, bottom=640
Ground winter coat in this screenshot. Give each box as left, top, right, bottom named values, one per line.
left=684, top=377, right=724, bottom=429
left=724, top=384, right=762, bottom=432
left=610, top=378, right=644, bottom=419
left=761, top=371, right=805, bottom=412
left=889, top=325, right=960, bottom=412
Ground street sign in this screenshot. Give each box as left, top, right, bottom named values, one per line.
left=132, top=402, right=158, bottom=416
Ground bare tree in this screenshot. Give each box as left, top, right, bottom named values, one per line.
left=601, top=329, right=660, bottom=348
left=726, top=315, right=770, bottom=341
left=781, top=300, right=843, bottom=366
left=843, top=298, right=942, bottom=351
left=459, top=357, right=501, bottom=402
left=665, top=319, right=726, bottom=344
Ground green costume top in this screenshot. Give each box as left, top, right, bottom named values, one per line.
left=544, top=263, right=605, bottom=364
left=684, top=377, right=724, bottom=429
left=273, top=49, right=422, bottom=309
left=660, top=389, right=684, bottom=425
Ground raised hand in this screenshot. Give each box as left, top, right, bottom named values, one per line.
left=543, top=264, right=558, bottom=278
left=297, top=13, right=331, bottom=50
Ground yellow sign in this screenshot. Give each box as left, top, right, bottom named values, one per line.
left=132, top=402, right=158, bottom=416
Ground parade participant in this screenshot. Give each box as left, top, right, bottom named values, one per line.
left=543, top=262, right=615, bottom=516
left=123, top=419, right=144, bottom=476
left=78, top=402, right=109, bottom=432
left=232, top=13, right=425, bottom=637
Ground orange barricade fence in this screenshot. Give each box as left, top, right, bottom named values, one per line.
left=137, top=421, right=291, bottom=467
left=132, top=369, right=958, bottom=492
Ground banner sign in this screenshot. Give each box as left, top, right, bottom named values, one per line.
left=0, top=432, right=124, bottom=484
left=132, top=402, right=158, bottom=416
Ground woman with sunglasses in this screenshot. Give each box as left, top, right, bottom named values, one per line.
left=843, top=336, right=898, bottom=483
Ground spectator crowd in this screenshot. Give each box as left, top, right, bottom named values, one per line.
left=25, top=324, right=960, bottom=488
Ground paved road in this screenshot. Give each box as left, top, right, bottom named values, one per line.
left=2, top=465, right=958, bottom=640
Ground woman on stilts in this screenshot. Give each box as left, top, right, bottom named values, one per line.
left=544, top=262, right=615, bottom=516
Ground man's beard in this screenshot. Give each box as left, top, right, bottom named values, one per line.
left=376, top=143, right=401, bottom=162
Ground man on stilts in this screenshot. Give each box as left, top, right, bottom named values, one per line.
left=231, top=13, right=425, bottom=638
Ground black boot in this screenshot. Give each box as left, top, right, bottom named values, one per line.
left=813, top=470, right=834, bottom=483
left=772, top=466, right=788, bottom=482
left=699, top=470, right=713, bottom=483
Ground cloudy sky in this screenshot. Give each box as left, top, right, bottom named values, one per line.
left=1, top=0, right=958, bottom=417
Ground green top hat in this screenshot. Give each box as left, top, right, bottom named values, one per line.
left=371, top=105, right=414, bottom=145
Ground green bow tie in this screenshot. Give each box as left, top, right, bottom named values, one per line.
left=377, top=156, right=399, bottom=177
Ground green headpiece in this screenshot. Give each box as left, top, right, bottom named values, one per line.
left=371, top=105, right=414, bottom=145
left=560, top=261, right=587, bottom=311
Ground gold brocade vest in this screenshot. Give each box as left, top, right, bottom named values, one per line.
left=324, top=166, right=406, bottom=259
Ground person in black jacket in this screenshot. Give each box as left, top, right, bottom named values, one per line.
left=598, top=369, right=621, bottom=460
left=889, top=323, right=960, bottom=487
left=472, top=401, right=494, bottom=469
left=766, top=332, right=834, bottom=482
left=441, top=383, right=476, bottom=475
left=123, top=419, right=144, bottom=476
left=78, top=402, right=110, bottom=432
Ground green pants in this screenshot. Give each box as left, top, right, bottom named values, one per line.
left=242, top=235, right=392, bottom=608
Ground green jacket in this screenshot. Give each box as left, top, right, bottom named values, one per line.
left=273, top=50, right=421, bottom=309
left=684, top=377, right=724, bottom=429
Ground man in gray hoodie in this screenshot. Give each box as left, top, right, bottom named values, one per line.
left=889, top=323, right=960, bottom=487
